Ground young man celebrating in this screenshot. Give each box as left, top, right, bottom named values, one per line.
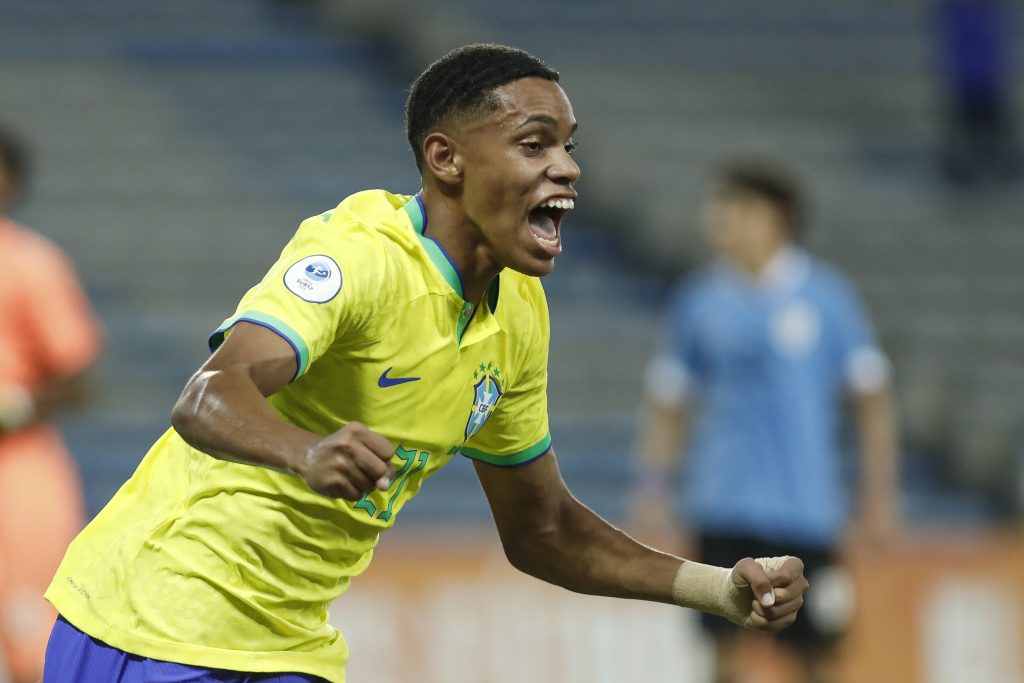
left=44, top=45, right=808, bottom=682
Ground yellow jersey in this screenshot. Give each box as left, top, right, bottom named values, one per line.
left=46, top=190, right=552, bottom=682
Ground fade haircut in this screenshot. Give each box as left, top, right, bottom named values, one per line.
left=714, top=157, right=805, bottom=240
left=405, top=43, right=559, bottom=171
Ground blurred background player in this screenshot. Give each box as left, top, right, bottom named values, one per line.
left=631, top=158, right=900, bottom=683
left=0, top=126, right=103, bottom=683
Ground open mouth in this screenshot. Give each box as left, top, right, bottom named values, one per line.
left=527, top=197, right=575, bottom=254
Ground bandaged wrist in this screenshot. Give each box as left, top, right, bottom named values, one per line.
left=671, top=561, right=749, bottom=626
left=671, top=557, right=791, bottom=628
left=0, top=384, right=34, bottom=432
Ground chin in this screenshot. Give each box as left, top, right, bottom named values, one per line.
left=510, top=256, right=555, bottom=278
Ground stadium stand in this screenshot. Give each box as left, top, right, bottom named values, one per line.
left=2, top=0, right=1022, bottom=522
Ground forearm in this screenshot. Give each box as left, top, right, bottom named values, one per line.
left=171, top=367, right=319, bottom=474
left=635, top=403, right=687, bottom=477
left=478, top=453, right=803, bottom=631
left=508, top=490, right=682, bottom=604
left=854, top=388, right=899, bottom=521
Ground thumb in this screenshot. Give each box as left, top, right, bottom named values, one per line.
left=732, top=557, right=776, bottom=607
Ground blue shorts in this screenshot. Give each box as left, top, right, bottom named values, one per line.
left=44, top=616, right=329, bottom=683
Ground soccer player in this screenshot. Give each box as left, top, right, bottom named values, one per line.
left=632, top=159, right=899, bottom=683
left=43, top=45, right=808, bottom=682
left=0, top=126, right=103, bottom=683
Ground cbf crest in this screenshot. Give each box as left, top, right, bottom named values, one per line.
left=465, top=362, right=503, bottom=440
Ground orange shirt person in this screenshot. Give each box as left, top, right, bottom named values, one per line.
left=0, top=128, right=103, bottom=683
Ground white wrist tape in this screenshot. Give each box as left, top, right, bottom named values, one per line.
left=671, top=556, right=791, bottom=628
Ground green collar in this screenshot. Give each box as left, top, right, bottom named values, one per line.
left=403, top=195, right=500, bottom=314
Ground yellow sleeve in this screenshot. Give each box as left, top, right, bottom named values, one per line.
left=208, top=211, right=389, bottom=380
left=460, top=281, right=552, bottom=467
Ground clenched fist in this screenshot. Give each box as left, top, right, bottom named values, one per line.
left=672, top=555, right=809, bottom=634
left=729, top=556, right=808, bottom=633
left=295, top=422, right=395, bottom=500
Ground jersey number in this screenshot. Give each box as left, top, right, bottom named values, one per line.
left=354, top=445, right=429, bottom=522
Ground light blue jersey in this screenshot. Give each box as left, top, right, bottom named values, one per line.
left=645, top=248, right=888, bottom=547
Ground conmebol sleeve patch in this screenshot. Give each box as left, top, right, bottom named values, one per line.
left=283, top=255, right=342, bottom=303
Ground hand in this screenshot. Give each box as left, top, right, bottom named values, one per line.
left=730, top=556, right=808, bottom=633
left=295, top=422, right=395, bottom=500
left=0, top=383, right=35, bottom=435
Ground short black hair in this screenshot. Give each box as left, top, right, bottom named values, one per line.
left=405, top=43, right=559, bottom=171
left=0, top=125, right=30, bottom=197
left=713, top=157, right=804, bottom=238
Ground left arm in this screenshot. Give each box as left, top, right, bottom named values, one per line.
left=474, top=449, right=808, bottom=631
left=851, top=387, right=900, bottom=541
left=1, top=232, right=103, bottom=435
left=475, top=448, right=681, bottom=603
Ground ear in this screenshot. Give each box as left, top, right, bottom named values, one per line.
left=422, top=132, right=463, bottom=186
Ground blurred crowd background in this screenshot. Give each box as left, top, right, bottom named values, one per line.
left=5, top=0, right=1023, bottom=527
left=2, top=0, right=1023, bottom=681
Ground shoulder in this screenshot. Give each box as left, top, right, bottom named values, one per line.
left=301, top=190, right=411, bottom=243
left=497, top=270, right=549, bottom=339
left=803, top=255, right=860, bottom=301
left=502, top=269, right=548, bottom=307
left=2, top=219, right=62, bottom=259
left=1, top=219, right=75, bottom=278
left=664, top=266, right=722, bottom=313
left=326, top=189, right=412, bottom=224
left=290, top=190, right=418, bottom=276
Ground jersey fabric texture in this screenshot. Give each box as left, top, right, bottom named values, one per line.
left=46, top=191, right=553, bottom=683
left=0, top=216, right=102, bottom=681
left=646, top=247, right=886, bottom=547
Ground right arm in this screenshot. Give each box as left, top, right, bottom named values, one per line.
left=635, top=401, right=689, bottom=485
left=629, top=400, right=689, bottom=530
left=630, top=283, right=698, bottom=537
left=171, top=322, right=394, bottom=499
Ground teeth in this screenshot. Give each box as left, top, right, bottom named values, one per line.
left=539, top=198, right=575, bottom=211
left=534, top=234, right=559, bottom=246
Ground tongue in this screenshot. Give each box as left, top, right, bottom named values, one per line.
left=529, top=210, right=557, bottom=239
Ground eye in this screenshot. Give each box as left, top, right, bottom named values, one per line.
left=520, top=140, right=544, bottom=154
left=564, top=140, right=577, bottom=155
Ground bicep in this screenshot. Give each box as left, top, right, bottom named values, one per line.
left=197, top=321, right=299, bottom=396
left=473, top=448, right=569, bottom=544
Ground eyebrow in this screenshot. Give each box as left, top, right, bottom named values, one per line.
left=517, top=114, right=578, bottom=135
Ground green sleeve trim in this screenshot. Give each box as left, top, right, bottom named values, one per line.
left=460, top=432, right=552, bottom=467
left=208, top=311, right=311, bottom=380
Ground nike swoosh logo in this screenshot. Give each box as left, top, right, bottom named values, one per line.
left=378, top=367, right=421, bottom=388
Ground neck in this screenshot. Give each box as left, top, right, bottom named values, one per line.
left=738, top=253, right=772, bottom=277
left=418, top=185, right=500, bottom=305
left=734, top=242, right=787, bottom=277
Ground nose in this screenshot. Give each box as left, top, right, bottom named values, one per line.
left=549, top=148, right=581, bottom=185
